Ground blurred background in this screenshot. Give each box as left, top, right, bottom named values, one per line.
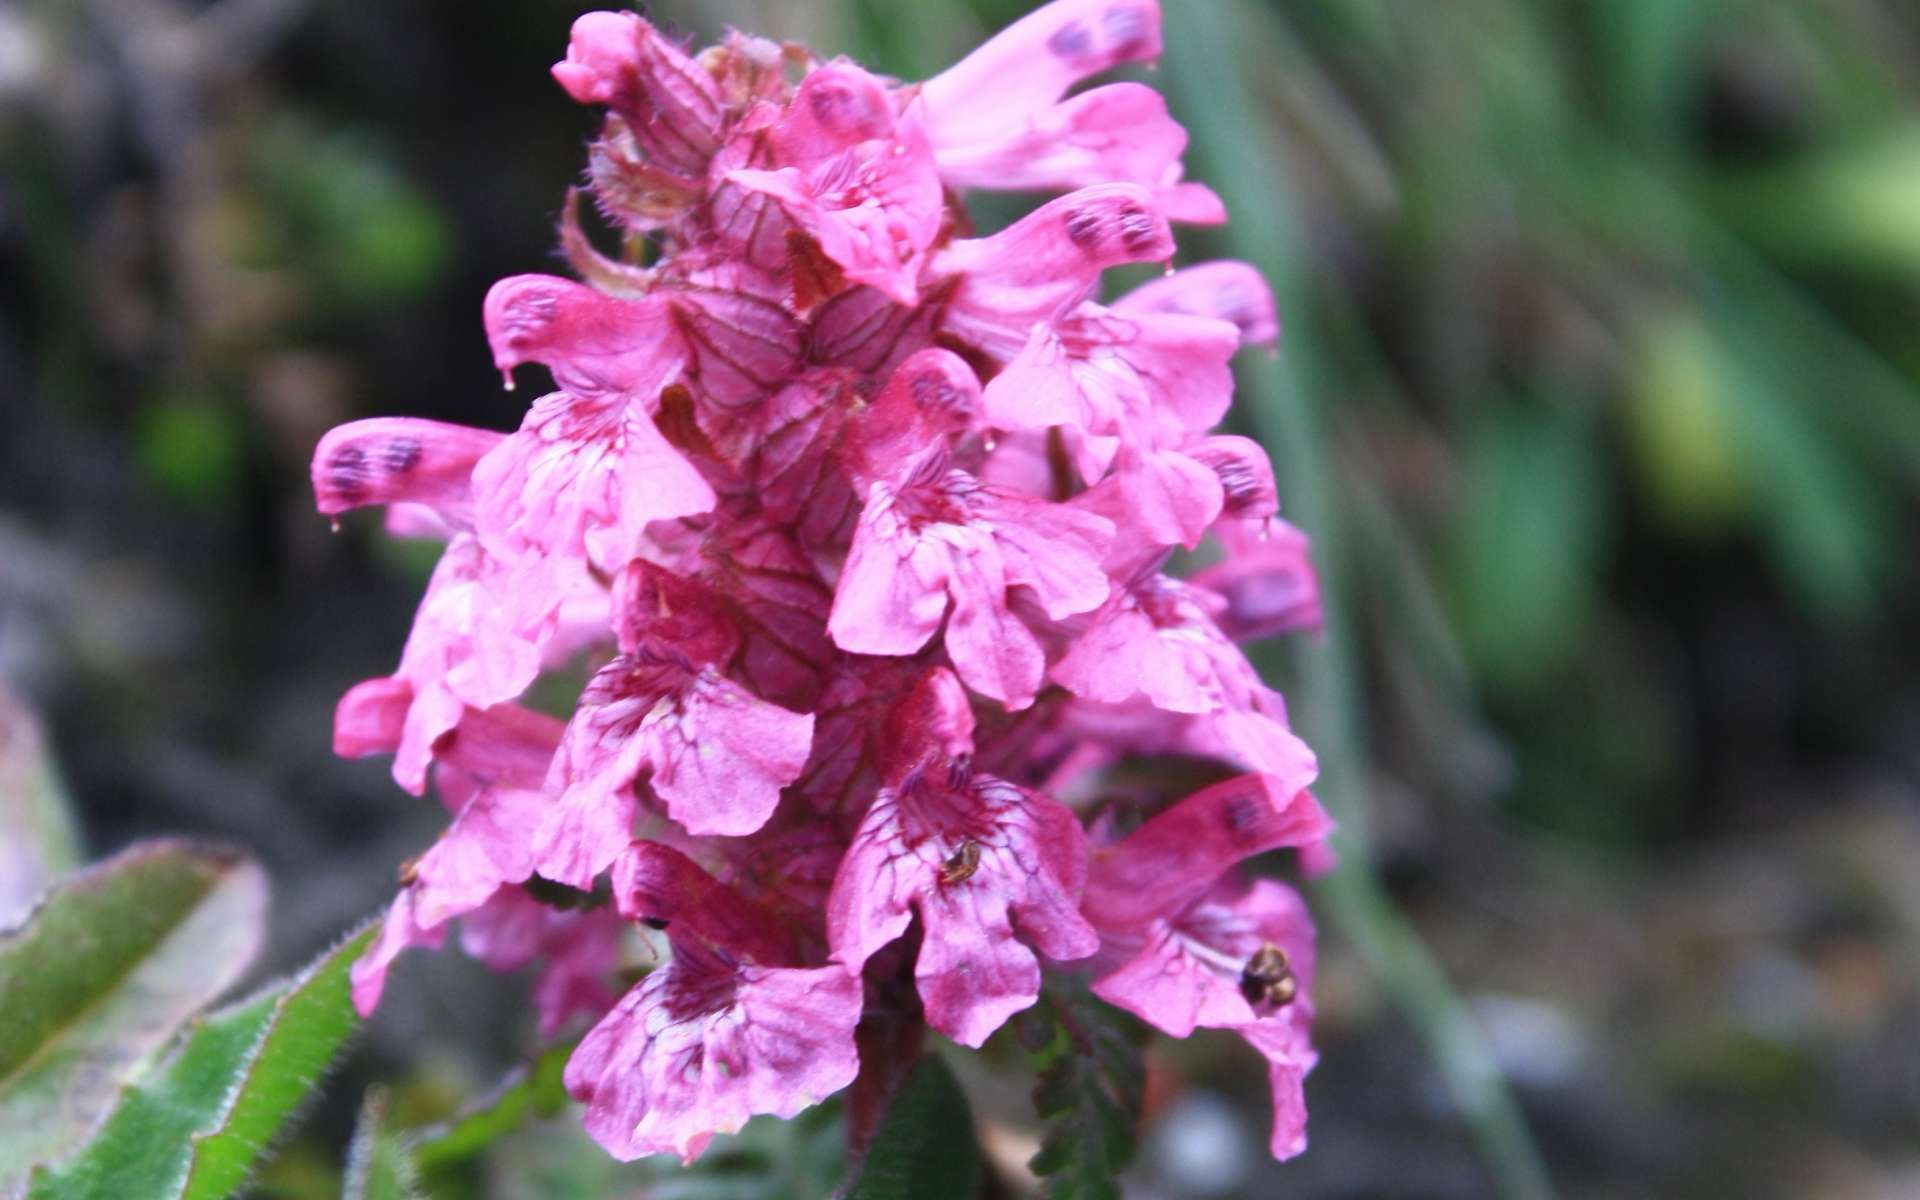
left=3, top=0, right=1919, bottom=1196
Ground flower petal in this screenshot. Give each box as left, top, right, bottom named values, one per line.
left=312, top=417, right=503, bottom=527
left=828, top=766, right=1097, bottom=1046
left=567, top=943, right=862, bottom=1162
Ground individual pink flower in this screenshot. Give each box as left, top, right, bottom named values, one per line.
left=723, top=65, right=944, bottom=306
left=534, top=567, right=815, bottom=887
left=933, top=183, right=1176, bottom=363
left=346, top=703, right=618, bottom=1029
left=1113, top=259, right=1280, bottom=347
left=919, top=0, right=1223, bottom=222
left=566, top=940, right=862, bottom=1163
left=829, top=449, right=1113, bottom=709
left=1082, top=774, right=1328, bottom=1159
left=1191, top=518, right=1324, bottom=641
left=827, top=670, right=1099, bottom=1046
left=566, top=841, right=862, bottom=1162
left=1053, top=571, right=1300, bottom=721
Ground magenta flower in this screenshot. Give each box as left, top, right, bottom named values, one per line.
left=320, top=0, right=1332, bottom=1168
left=1082, top=774, right=1329, bottom=1157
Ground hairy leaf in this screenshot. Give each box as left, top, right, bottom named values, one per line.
left=1022, top=979, right=1148, bottom=1200
left=841, top=1056, right=980, bottom=1200
left=344, top=1088, right=420, bottom=1200
left=26, top=923, right=375, bottom=1200
left=0, top=841, right=266, bottom=1187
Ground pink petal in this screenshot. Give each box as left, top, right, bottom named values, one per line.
left=537, top=654, right=814, bottom=885
left=934, top=184, right=1176, bottom=362
left=1238, top=1014, right=1318, bottom=1161
left=775, top=63, right=898, bottom=159
left=1190, top=435, right=1278, bottom=523
left=827, top=477, right=962, bottom=657
left=529, top=909, right=625, bottom=1038
left=471, top=390, right=714, bottom=574
left=929, top=82, right=1210, bottom=222
left=551, top=12, right=724, bottom=178
left=941, top=545, right=1048, bottom=710
left=1190, top=518, right=1323, bottom=641
left=334, top=676, right=410, bottom=759
left=648, top=669, right=814, bottom=836
left=827, top=766, right=1098, bottom=1046
left=1114, top=260, right=1279, bottom=347
left=312, top=417, right=503, bottom=527
left=921, top=0, right=1162, bottom=153
left=351, top=888, right=444, bottom=1018
left=1099, top=445, right=1226, bottom=549
left=981, top=491, right=1115, bottom=620
left=1092, top=875, right=1316, bottom=1038
left=1084, top=774, right=1328, bottom=932
left=850, top=348, right=984, bottom=493
left=567, top=943, right=862, bottom=1162
left=409, top=782, right=547, bottom=928
left=482, top=274, right=685, bottom=398
left=830, top=458, right=1112, bottom=708
left=612, top=841, right=794, bottom=963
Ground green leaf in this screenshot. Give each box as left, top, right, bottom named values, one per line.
left=343, top=1088, right=419, bottom=1200
left=840, top=1056, right=980, bottom=1200
left=0, top=841, right=266, bottom=1187
left=1021, top=980, right=1148, bottom=1200
left=27, top=923, right=376, bottom=1200
left=410, top=1042, right=573, bottom=1171
left=0, top=686, right=81, bottom=921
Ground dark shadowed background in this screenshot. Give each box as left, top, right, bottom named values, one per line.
left=4, top=1, right=1919, bottom=1196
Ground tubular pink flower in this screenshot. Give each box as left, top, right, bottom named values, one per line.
left=551, top=12, right=724, bottom=180
left=829, top=450, right=1113, bottom=709
left=1192, top=518, right=1324, bottom=641
left=535, top=641, right=816, bottom=887
left=827, top=670, right=1099, bottom=1045
left=319, top=0, right=1332, bottom=1165
left=723, top=67, right=944, bottom=306
left=312, top=417, right=503, bottom=527
left=919, top=0, right=1221, bottom=221
left=567, top=941, right=862, bottom=1163
left=1082, top=777, right=1327, bottom=1160
left=933, top=183, right=1176, bottom=362
left=1114, top=259, right=1280, bottom=346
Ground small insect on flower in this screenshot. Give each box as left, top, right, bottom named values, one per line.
left=1240, top=941, right=1298, bottom=1009
left=937, top=839, right=982, bottom=886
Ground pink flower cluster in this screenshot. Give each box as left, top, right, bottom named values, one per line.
left=317, top=0, right=1329, bottom=1166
